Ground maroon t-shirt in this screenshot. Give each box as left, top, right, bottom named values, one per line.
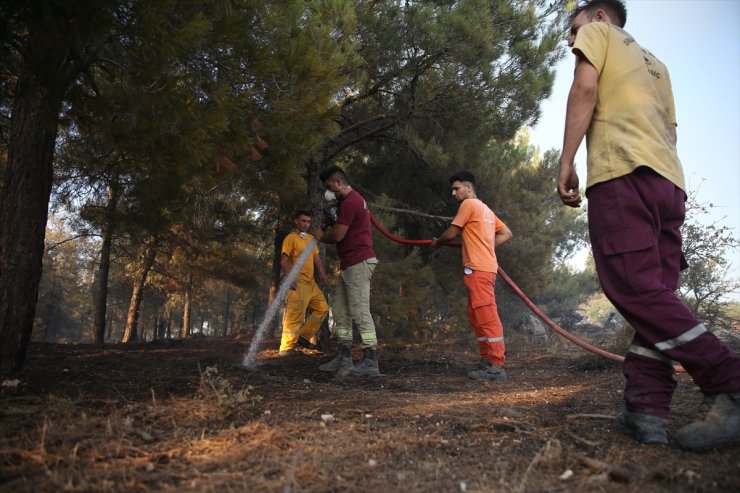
left=336, top=190, right=376, bottom=270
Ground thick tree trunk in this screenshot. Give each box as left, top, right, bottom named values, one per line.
left=0, top=71, right=65, bottom=375
left=93, top=177, right=120, bottom=344
left=121, top=238, right=159, bottom=343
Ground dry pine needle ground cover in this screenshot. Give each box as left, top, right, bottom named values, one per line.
left=1, top=336, right=739, bottom=492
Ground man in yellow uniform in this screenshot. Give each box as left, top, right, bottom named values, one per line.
left=279, top=210, right=329, bottom=355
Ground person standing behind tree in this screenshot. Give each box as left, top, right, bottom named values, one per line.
left=314, top=165, right=380, bottom=378
left=432, top=171, right=512, bottom=381
left=559, top=0, right=740, bottom=448
left=278, top=210, right=329, bottom=355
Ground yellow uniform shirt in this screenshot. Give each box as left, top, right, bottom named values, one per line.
left=281, top=232, right=319, bottom=285
left=573, top=22, right=685, bottom=191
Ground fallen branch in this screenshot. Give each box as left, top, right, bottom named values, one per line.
left=563, top=429, right=599, bottom=447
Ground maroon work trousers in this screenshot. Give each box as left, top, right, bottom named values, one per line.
left=587, top=167, right=740, bottom=417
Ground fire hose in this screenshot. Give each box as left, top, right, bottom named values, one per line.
left=368, top=212, right=686, bottom=373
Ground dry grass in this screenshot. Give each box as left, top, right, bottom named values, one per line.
left=0, top=337, right=738, bottom=492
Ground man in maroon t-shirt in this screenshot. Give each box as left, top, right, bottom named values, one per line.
left=314, top=165, right=380, bottom=378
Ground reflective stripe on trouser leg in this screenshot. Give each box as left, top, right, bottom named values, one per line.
left=331, top=273, right=353, bottom=346
left=659, top=325, right=740, bottom=394
left=588, top=170, right=740, bottom=414
left=624, top=341, right=677, bottom=418
left=300, top=283, right=329, bottom=340
left=625, top=324, right=740, bottom=413
left=339, top=258, right=378, bottom=349
left=463, top=270, right=505, bottom=366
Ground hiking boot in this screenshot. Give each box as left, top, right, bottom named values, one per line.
left=278, top=347, right=299, bottom=357
left=674, top=392, right=740, bottom=450
left=468, top=363, right=507, bottom=381
left=616, top=411, right=668, bottom=445
left=319, top=345, right=353, bottom=372
left=297, top=336, right=319, bottom=350
left=350, top=348, right=380, bottom=378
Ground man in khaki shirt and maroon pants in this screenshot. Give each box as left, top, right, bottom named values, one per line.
left=559, top=0, right=740, bottom=449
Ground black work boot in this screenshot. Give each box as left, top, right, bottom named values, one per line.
left=318, top=345, right=353, bottom=372
left=616, top=410, right=669, bottom=445
left=350, top=347, right=380, bottom=378
left=297, top=336, right=319, bottom=350
left=467, top=361, right=507, bottom=381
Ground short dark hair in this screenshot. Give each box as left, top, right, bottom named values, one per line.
left=319, top=165, right=348, bottom=183
left=294, top=209, right=312, bottom=220
left=572, top=0, right=627, bottom=28
left=449, top=170, right=476, bottom=186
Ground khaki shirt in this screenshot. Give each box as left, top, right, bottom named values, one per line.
left=573, top=22, right=685, bottom=191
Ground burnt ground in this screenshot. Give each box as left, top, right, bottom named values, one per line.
left=0, top=335, right=738, bottom=493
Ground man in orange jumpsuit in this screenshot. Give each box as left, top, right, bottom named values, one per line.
left=432, top=171, right=513, bottom=380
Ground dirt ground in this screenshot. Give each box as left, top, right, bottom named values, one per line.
left=1, top=335, right=738, bottom=493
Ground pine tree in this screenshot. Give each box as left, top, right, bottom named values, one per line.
left=0, top=0, right=121, bottom=374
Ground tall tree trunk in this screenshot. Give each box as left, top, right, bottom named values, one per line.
left=160, top=312, right=167, bottom=340
left=153, top=311, right=161, bottom=341
left=106, top=317, right=114, bottom=341
left=40, top=268, right=61, bottom=343
left=43, top=295, right=60, bottom=343
left=269, top=219, right=289, bottom=337
left=93, top=176, right=120, bottom=344
left=182, top=270, right=192, bottom=338
left=122, top=237, right=159, bottom=343
left=223, top=286, right=231, bottom=337
left=0, top=70, right=65, bottom=375
left=77, top=308, right=86, bottom=342
left=306, top=158, right=331, bottom=351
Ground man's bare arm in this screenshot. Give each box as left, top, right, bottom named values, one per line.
left=559, top=55, right=598, bottom=207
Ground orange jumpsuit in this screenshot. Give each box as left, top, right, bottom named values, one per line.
left=452, top=199, right=507, bottom=366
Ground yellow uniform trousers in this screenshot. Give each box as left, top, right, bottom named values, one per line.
left=279, top=281, right=329, bottom=351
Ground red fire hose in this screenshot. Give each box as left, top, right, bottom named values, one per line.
left=369, top=212, right=685, bottom=373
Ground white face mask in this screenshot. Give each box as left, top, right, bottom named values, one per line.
left=323, top=190, right=337, bottom=202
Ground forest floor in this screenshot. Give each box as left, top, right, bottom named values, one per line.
left=1, top=335, right=739, bottom=493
